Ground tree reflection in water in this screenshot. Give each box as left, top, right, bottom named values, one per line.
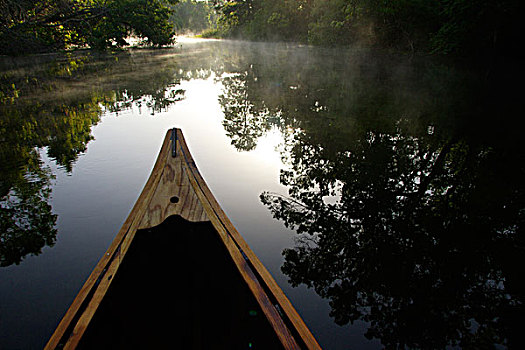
left=0, top=100, right=100, bottom=266
left=262, top=124, right=523, bottom=348
left=214, top=44, right=524, bottom=348
left=220, top=71, right=272, bottom=151
left=0, top=50, right=191, bottom=267
left=0, top=154, right=56, bottom=267
left=0, top=42, right=522, bottom=347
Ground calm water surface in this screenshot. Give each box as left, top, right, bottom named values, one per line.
left=1, top=38, right=523, bottom=349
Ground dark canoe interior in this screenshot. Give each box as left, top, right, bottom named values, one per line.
left=77, top=215, right=284, bottom=349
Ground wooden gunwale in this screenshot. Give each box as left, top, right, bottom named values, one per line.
left=45, top=128, right=321, bottom=350
left=45, top=132, right=172, bottom=350
left=176, top=129, right=321, bottom=350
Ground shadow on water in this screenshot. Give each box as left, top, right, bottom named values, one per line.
left=212, top=43, right=525, bottom=348
left=1, top=40, right=523, bottom=348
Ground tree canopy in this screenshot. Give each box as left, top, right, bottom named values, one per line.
left=0, top=0, right=178, bottom=55
left=212, top=0, right=524, bottom=59
left=170, top=0, right=216, bottom=34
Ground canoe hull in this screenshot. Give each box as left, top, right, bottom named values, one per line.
left=45, top=128, right=321, bottom=350
left=77, top=215, right=284, bottom=349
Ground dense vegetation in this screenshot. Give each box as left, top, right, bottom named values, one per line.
left=0, top=0, right=178, bottom=55
left=213, top=0, right=524, bottom=58
left=3, top=0, right=522, bottom=60
left=170, top=0, right=217, bottom=34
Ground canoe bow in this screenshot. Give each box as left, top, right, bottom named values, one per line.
left=45, top=128, right=321, bottom=350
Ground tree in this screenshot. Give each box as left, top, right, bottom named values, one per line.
left=170, top=0, right=215, bottom=34
left=211, top=0, right=524, bottom=61
left=431, top=0, right=524, bottom=58
left=0, top=0, right=178, bottom=55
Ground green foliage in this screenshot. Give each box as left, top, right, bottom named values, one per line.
left=0, top=82, right=20, bottom=104
left=308, top=0, right=360, bottom=46
left=363, top=0, right=441, bottom=51
left=431, top=0, right=524, bottom=57
left=247, top=0, right=309, bottom=42
left=212, top=0, right=523, bottom=59
left=170, top=0, right=216, bottom=34
left=199, top=27, right=222, bottom=38
left=214, top=0, right=308, bottom=41
left=214, top=0, right=250, bottom=36
left=0, top=0, right=177, bottom=55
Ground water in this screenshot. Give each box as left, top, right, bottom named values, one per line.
left=1, top=38, right=523, bottom=349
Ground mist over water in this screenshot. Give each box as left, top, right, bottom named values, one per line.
left=1, top=39, right=523, bottom=349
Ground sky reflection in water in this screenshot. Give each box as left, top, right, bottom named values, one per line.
left=0, top=39, right=523, bottom=349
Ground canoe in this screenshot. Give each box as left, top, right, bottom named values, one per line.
left=45, top=128, right=321, bottom=350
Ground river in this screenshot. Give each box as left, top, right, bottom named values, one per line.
left=1, top=38, right=523, bottom=349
